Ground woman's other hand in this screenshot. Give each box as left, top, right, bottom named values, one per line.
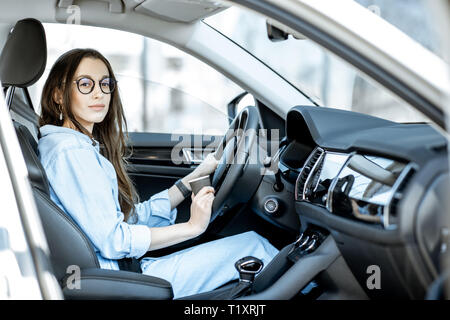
left=188, top=186, right=215, bottom=235
left=193, top=152, right=219, bottom=178
left=169, top=153, right=218, bottom=211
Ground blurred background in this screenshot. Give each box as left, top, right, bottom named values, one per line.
left=27, top=0, right=442, bottom=136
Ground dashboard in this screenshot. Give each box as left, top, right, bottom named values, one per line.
left=272, top=105, right=449, bottom=299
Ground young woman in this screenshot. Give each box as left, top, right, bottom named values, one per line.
left=37, top=48, right=279, bottom=298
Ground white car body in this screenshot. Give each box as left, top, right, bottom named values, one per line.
left=0, top=0, right=449, bottom=299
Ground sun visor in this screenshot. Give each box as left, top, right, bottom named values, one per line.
left=134, top=0, right=229, bottom=23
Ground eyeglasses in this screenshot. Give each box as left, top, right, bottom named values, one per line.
left=73, top=77, right=117, bottom=94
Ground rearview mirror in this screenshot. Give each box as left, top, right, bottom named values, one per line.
left=266, top=23, right=288, bottom=42
left=266, top=19, right=306, bottom=41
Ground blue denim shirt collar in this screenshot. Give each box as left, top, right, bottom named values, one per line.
left=39, top=124, right=100, bottom=151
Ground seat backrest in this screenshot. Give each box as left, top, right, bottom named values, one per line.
left=14, top=121, right=100, bottom=281
left=1, top=18, right=101, bottom=281
left=9, top=88, right=40, bottom=141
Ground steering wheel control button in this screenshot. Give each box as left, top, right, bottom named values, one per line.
left=264, top=198, right=279, bottom=216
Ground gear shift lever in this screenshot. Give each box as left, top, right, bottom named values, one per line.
left=236, top=256, right=263, bottom=282
left=228, top=256, right=263, bottom=299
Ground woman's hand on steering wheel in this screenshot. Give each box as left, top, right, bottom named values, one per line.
left=192, top=152, right=219, bottom=178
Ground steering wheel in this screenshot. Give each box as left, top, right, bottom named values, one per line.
left=209, top=106, right=260, bottom=222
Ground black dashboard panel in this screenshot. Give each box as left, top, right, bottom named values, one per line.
left=286, top=106, right=446, bottom=166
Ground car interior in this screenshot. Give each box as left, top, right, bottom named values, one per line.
left=1, top=1, right=449, bottom=300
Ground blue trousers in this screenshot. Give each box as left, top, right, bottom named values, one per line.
left=140, top=231, right=279, bottom=298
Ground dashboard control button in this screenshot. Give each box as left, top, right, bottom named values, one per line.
left=264, top=198, right=279, bottom=216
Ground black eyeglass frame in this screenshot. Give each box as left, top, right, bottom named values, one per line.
left=72, top=76, right=117, bottom=95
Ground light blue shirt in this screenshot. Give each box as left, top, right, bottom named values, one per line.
left=37, top=124, right=177, bottom=271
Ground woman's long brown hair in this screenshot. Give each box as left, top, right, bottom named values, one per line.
left=39, top=48, right=139, bottom=222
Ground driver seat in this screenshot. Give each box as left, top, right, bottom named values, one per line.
left=0, top=18, right=173, bottom=299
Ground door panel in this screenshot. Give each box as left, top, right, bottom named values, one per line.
left=126, top=132, right=222, bottom=224
left=130, top=173, right=191, bottom=223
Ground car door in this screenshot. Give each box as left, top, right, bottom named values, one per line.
left=126, top=129, right=221, bottom=226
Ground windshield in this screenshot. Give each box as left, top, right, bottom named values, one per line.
left=204, top=1, right=437, bottom=123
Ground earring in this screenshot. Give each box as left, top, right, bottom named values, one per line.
left=58, top=104, right=63, bottom=121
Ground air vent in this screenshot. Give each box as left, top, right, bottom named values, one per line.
left=383, top=164, right=417, bottom=228
left=295, top=147, right=324, bottom=201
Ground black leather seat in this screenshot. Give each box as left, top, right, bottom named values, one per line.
left=1, top=18, right=173, bottom=299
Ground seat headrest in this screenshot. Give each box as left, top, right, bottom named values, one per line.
left=0, top=18, right=47, bottom=87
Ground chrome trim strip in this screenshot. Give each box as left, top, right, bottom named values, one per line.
left=326, top=152, right=356, bottom=212
left=383, top=162, right=417, bottom=229
left=302, top=147, right=325, bottom=200
left=294, top=165, right=301, bottom=201
left=295, top=146, right=321, bottom=201
left=182, top=148, right=215, bottom=164
left=263, top=198, right=279, bottom=214
left=5, top=86, right=15, bottom=109
left=312, top=151, right=350, bottom=195
left=182, top=148, right=193, bottom=164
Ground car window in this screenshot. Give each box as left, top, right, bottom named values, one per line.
left=204, top=4, right=433, bottom=124
left=28, top=23, right=245, bottom=135
left=354, top=0, right=441, bottom=57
